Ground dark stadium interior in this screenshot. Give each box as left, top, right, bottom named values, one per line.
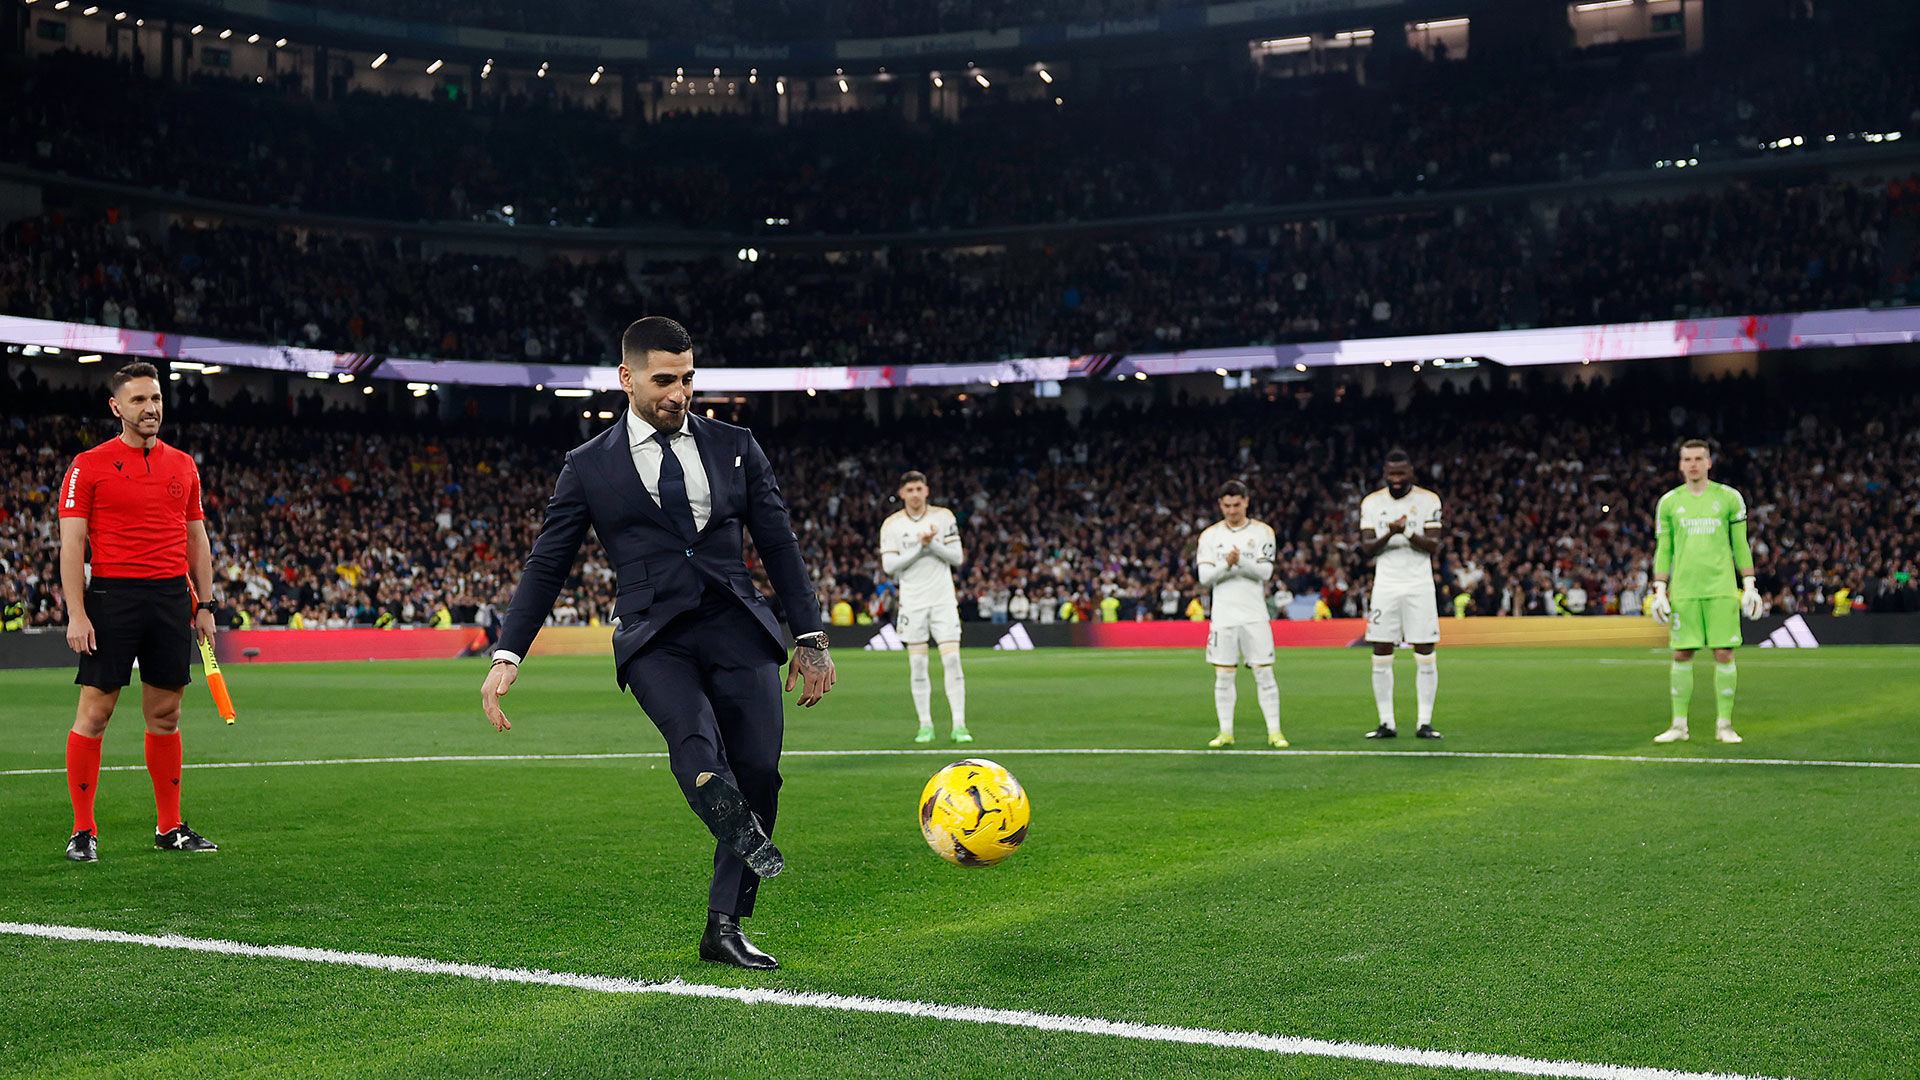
left=3, top=0, right=1918, bottom=632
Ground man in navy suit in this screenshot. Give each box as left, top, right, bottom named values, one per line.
left=481, top=316, right=836, bottom=970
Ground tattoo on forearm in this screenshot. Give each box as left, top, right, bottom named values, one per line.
left=796, top=649, right=832, bottom=680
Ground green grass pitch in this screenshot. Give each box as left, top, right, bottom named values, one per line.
left=1, top=646, right=1916, bottom=1079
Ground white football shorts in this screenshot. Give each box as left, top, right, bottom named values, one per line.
left=1206, top=621, right=1276, bottom=667
left=1366, top=585, right=1441, bottom=645
left=897, top=604, right=962, bottom=645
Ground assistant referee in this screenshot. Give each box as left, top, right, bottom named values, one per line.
left=59, top=361, right=219, bottom=862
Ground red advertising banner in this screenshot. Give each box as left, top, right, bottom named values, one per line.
left=199, top=615, right=1664, bottom=665
left=215, top=628, right=488, bottom=664
left=1077, top=616, right=1667, bottom=649
left=1079, top=620, right=1368, bottom=648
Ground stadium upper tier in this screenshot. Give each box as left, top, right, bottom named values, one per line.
left=4, top=41, right=1915, bottom=234
left=4, top=362, right=1916, bottom=630
left=5, top=175, right=1915, bottom=368
left=276, top=0, right=1198, bottom=43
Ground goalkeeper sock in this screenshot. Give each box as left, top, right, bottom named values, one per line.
left=908, top=651, right=933, bottom=727
left=1214, top=668, right=1237, bottom=735
left=1714, top=661, right=1737, bottom=724
left=1252, top=665, right=1281, bottom=736
left=67, top=730, right=103, bottom=834
left=1669, top=661, right=1694, bottom=725
left=1415, top=653, right=1438, bottom=726
left=146, top=731, right=183, bottom=834
left=1371, top=655, right=1395, bottom=728
left=939, top=642, right=967, bottom=729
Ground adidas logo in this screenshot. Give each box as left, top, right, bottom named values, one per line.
left=993, top=623, right=1035, bottom=651
left=867, top=621, right=1038, bottom=650
left=1759, top=614, right=1819, bottom=649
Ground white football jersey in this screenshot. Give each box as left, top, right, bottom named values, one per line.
left=879, top=506, right=962, bottom=609
left=1360, top=486, right=1443, bottom=592
left=1196, top=519, right=1276, bottom=627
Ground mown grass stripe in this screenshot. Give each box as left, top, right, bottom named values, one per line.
left=3, top=746, right=1916, bottom=779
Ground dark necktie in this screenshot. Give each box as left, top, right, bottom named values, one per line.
left=653, top=429, right=698, bottom=540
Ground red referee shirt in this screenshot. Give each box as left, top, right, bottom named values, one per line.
left=59, top=437, right=204, bottom=579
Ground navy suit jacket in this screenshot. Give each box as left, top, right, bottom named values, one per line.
left=497, top=414, right=824, bottom=687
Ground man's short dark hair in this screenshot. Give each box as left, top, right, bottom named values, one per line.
left=899, top=470, right=928, bottom=488
left=1218, top=480, right=1249, bottom=499
left=621, top=317, right=694, bottom=367
left=109, top=361, right=159, bottom=395
left=1384, top=448, right=1412, bottom=467
left=1680, top=438, right=1713, bottom=454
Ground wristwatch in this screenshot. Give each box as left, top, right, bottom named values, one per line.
left=195, top=600, right=218, bottom=613
left=794, top=632, right=829, bottom=651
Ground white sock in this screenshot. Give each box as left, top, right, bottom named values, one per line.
left=909, top=650, right=933, bottom=727
left=939, top=643, right=966, bottom=729
left=1214, top=668, right=1237, bottom=735
left=1252, top=665, right=1281, bottom=736
left=1371, top=655, right=1395, bottom=728
left=1415, top=652, right=1438, bottom=726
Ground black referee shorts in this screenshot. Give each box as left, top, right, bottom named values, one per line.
left=76, top=577, right=193, bottom=691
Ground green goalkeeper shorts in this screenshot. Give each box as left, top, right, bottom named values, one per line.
left=1670, top=596, right=1742, bottom=652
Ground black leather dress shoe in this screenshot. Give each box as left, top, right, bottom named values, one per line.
left=700, top=911, right=778, bottom=970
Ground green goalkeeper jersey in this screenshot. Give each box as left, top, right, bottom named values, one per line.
left=1653, top=481, right=1753, bottom=600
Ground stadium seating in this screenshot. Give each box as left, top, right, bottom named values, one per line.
left=4, top=42, right=1915, bottom=232
left=264, top=0, right=1192, bottom=43
left=0, top=211, right=629, bottom=366
left=6, top=173, right=1913, bottom=367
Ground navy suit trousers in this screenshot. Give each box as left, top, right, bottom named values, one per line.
left=621, top=585, right=786, bottom=917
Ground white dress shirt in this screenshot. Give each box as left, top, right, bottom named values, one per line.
left=492, top=410, right=713, bottom=666
left=627, top=407, right=712, bottom=533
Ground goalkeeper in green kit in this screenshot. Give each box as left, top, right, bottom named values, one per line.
left=1646, top=439, right=1765, bottom=744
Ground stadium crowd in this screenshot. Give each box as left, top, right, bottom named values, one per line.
left=5, top=173, right=1915, bottom=367
left=280, top=0, right=1192, bottom=43
left=778, top=367, right=1920, bottom=627
left=4, top=362, right=1916, bottom=636
left=0, top=211, right=633, bottom=365
left=4, top=39, right=1916, bottom=233
left=0, top=374, right=602, bottom=634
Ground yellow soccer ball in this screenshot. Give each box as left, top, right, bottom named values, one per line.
left=919, top=758, right=1031, bottom=868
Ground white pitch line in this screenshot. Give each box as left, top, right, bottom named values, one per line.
left=2, top=746, right=1917, bottom=779
left=0, top=921, right=1797, bottom=1080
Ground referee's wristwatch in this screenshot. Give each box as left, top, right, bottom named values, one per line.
left=195, top=600, right=218, bottom=613
left=794, top=632, right=829, bottom=651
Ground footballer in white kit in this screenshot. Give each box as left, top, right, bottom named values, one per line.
left=1195, top=481, right=1287, bottom=748
left=879, top=470, right=970, bottom=743
left=1357, top=449, right=1445, bottom=739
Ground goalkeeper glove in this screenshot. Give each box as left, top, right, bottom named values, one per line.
left=1740, top=576, right=1764, bottom=619
left=1647, top=581, right=1671, bottom=626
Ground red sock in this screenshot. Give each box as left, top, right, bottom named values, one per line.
left=68, top=730, right=103, bottom=834
left=146, top=731, right=184, bottom=834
